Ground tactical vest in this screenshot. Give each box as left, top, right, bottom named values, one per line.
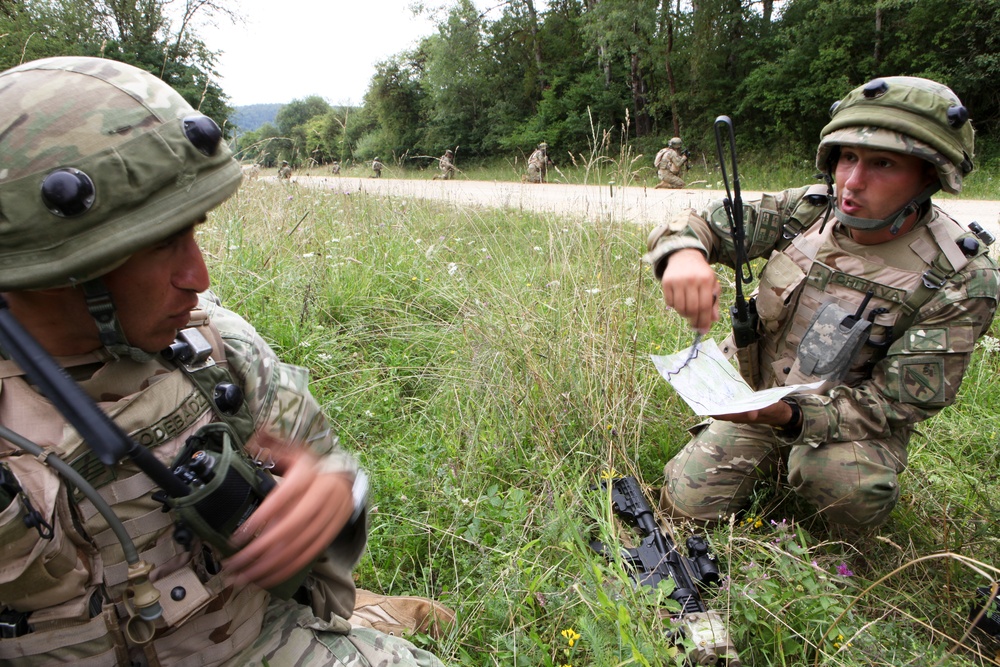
left=0, top=309, right=268, bottom=666
left=738, top=199, right=989, bottom=395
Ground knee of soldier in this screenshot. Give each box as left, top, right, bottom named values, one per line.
left=660, top=453, right=747, bottom=525
left=788, top=449, right=899, bottom=528
left=659, top=484, right=725, bottom=526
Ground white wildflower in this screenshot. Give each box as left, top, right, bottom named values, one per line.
left=585, top=288, right=600, bottom=295
left=448, top=262, right=459, bottom=276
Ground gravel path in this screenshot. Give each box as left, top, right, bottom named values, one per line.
left=290, top=174, right=1000, bottom=255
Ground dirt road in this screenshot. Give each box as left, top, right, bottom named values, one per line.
left=292, top=174, right=1000, bottom=253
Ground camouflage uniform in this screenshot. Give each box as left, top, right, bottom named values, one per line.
left=654, top=138, right=687, bottom=189
left=434, top=151, right=456, bottom=180
left=371, top=158, right=384, bottom=178
left=645, top=78, right=999, bottom=528
left=278, top=161, right=292, bottom=179
left=0, top=57, right=449, bottom=666
left=526, top=143, right=552, bottom=183
left=331, top=160, right=341, bottom=175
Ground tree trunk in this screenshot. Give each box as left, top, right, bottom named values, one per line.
left=631, top=51, right=652, bottom=136
left=523, top=0, right=545, bottom=91
left=874, top=7, right=883, bottom=68
left=663, top=0, right=680, bottom=137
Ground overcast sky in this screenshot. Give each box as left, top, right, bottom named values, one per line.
left=197, top=0, right=439, bottom=107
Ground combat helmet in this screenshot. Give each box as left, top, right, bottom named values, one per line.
left=0, top=56, right=241, bottom=357
left=669, top=137, right=683, bottom=148
left=816, top=76, right=975, bottom=234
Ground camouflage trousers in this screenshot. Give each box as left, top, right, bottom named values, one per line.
left=525, top=164, right=545, bottom=183
left=655, top=170, right=685, bottom=189
left=659, top=419, right=908, bottom=528
left=223, top=599, right=447, bottom=666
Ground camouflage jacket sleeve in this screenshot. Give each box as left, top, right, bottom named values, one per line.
left=789, top=253, right=1000, bottom=447
left=644, top=185, right=823, bottom=280
left=200, top=297, right=358, bottom=477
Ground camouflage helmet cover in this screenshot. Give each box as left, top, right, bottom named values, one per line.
left=0, top=57, right=242, bottom=290
left=816, top=76, right=975, bottom=194
left=668, top=137, right=683, bottom=148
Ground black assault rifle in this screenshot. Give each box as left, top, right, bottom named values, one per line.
left=591, top=476, right=741, bottom=666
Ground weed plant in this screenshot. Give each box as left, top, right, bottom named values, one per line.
left=203, top=163, right=1000, bottom=666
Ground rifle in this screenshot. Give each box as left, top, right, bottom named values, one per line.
left=713, top=116, right=759, bottom=352
left=591, top=476, right=741, bottom=666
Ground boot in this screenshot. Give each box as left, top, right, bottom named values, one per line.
left=348, top=589, right=456, bottom=639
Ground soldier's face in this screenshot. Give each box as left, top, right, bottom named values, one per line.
left=101, top=222, right=210, bottom=352
left=835, top=146, right=937, bottom=224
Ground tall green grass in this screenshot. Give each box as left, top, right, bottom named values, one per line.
left=203, top=170, right=1000, bottom=666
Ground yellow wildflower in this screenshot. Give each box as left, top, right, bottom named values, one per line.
left=561, top=628, right=581, bottom=647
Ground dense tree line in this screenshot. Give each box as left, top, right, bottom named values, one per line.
left=0, top=0, right=235, bottom=132
left=239, top=0, right=1000, bottom=170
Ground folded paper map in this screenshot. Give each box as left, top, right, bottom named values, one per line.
left=651, top=338, right=823, bottom=416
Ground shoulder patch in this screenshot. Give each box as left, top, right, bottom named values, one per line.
left=899, top=358, right=946, bottom=404
left=903, top=328, right=950, bottom=352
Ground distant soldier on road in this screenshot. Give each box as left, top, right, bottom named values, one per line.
left=434, top=149, right=456, bottom=180
left=241, top=163, right=261, bottom=181
left=331, top=159, right=341, bottom=175
left=278, top=160, right=292, bottom=180
left=525, top=142, right=554, bottom=183
left=371, top=157, right=384, bottom=178
left=654, top=137, right=688, bottom=189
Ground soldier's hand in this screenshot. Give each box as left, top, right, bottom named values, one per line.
left=223, top=441, right=354, bottom=590
left=712, top=400, right=795, bottom=426
left=660, top=249, right=720, bottom=333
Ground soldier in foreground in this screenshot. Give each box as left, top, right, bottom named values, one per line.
left=0, top=57, right=451, bottom=666
left=331, top=159, right=341, bottom=175
left=434, top=149, right=456, bottom=180
left=371, top=157, right=384, bottom=178
left=278, top=159, right=292, bottom=179
left=525, top=142, right=554, bottom=183
left=654, top=136, right=688, bottom=189
left=645, top=77, right=999, bottom=528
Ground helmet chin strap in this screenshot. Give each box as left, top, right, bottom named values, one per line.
left=82, top=279, right=155, bottom=363
left=833, top=182, right=940, bottom=235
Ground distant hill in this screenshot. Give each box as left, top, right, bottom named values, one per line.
left=229, top=103, right=284, bottom=133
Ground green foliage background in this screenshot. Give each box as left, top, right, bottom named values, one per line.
left=230, top=0, right=1000, bottom=172
left=0, top=0, right=234, bottom=130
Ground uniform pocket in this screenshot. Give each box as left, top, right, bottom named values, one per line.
left=755, top=251, right=807, bottom=328
left=0, top=494, right=90, bottom=612
left=0, top=604, right=128, bottom=667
